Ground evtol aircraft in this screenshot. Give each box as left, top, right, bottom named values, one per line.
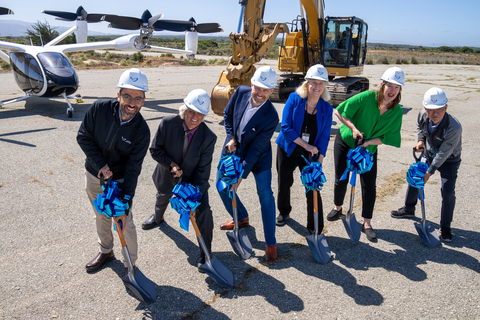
left=0, top=6, right=222, bottom=117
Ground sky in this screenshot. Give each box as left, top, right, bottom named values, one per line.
left=1, top=0, right=479, bottom=47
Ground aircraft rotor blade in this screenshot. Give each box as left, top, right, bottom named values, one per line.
left=195, top=23, right=223, bottom=33
left=0, top=7, right=14, bottom=15
left=153, top=19, right=194, bottom=32
left=42, top=10, right=77, bottom=21
left=148, top=13, right=164, bottom=27
left=86, top=14, right=105, bottom=23
left=103, top=15, right=142, bottom=30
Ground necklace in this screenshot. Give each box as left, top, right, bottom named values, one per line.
left=306, top=101, right=317, bottom=108
left=306, top=100, right=317, bottom=114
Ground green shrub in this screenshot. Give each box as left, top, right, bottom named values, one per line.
left=395, top=58, right=401, bottom=64
left=445, top=60, right=451, bottom=64
left=366, top=58, right=373, bottom=65
left=131, top=52, right=144, bottom=62
left=120, top=59, right=128, bottom=66
left=381, top=56, right=389, bottom=64
left=160, top=53, right=174, bottom=58
left=1, top=61, right=10, bottom=69
left=411, top=57, right=419, bottom=64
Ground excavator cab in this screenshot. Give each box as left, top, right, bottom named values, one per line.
left=322, top=16, right=368, bottom=78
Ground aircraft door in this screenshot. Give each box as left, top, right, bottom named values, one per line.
left=9, top=52, right=45, bottom=94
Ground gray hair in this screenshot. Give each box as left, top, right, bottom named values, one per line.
left=295, top=80, right=331, bottom=102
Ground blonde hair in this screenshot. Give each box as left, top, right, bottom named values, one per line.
left=296, top=80, right=331, bottom=102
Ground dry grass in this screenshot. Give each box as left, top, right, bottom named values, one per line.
left=367, top=50, right=480, bottom=65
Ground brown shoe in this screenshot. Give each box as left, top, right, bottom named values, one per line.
left=85, top=251, right=115, bottom=272
left=219, top=217, right=249, bottom=230
left=265, top=245, right=277, bottom=263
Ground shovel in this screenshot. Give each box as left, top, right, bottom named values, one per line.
left=226, top=190, right=252, bottom=259
left=113, top=220, right=157, bottom=303
left=341, top=175, right=361, bottom=243
left=190, top=214, right=234, bottom=287
left=306, top=189, right=331, bottom=264
left=412, top=149, right=440, bottom=247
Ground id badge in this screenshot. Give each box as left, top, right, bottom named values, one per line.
left=302, top=133, right=310, bottom=143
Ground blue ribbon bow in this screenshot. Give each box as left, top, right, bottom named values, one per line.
left=170, top=182, right=202, bottom=231
left=340, top=147, right=374, bottom=187
left=300, top=155, right=327, bottom=192
left=216, top=154, right=244, bottom=199
left=92, top=180, right=130, bottom=231
left=406, top=161, right=429, bottom=200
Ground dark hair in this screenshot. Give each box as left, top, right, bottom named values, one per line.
left=377, top=81, right=402, bottom=110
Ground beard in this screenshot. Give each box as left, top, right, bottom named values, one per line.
left=120, top=102, right=139, bottom=121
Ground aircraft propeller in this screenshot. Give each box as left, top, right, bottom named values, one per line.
left=0, top=7, right=14, bottom=15
left=42, top=6, right=105, bottom=23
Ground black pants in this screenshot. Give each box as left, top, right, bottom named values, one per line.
left=276, top=145, right=324, bottom=233
left=404, top=159, right=460, bottom=228
left=333, top=132, right=378, bottom=219
left=155, top=190, right=214, bottom=259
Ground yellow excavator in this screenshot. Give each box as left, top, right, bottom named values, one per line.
left=211, top=0, right=369, bottom=116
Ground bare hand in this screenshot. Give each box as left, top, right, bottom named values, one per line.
left=352, top=129, right=364, bottom=141
left=424, top=172, right=431, bottom=184
left=114, top=214, right=127, bottom=231
left=230, top=178, right=243, bottom=194
left=305, top=144, right=319, bottom=156
left=414, top=141, right=425, bottom=153
left=226, top=139, right=237, bottom=153
left=190, top=210, right=196, bottom=218
left=171, top=162, right=183, bottom=178
left=98, top=164, right=113, bottom=179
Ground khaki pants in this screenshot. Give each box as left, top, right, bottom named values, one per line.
left=85, top=170, right=138, bottom=267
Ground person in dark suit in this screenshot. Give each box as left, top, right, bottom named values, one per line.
left=217, top=66, right=280, bottom=263
left=142, top=89, right=217, bottom=269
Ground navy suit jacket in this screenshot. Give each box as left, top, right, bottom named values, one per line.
left=222, top=85, right=279, bottom=178
left=150, top=115, right=217, bottom=197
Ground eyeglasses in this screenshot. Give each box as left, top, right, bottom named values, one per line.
left=120, top=94, right=144, bottom=105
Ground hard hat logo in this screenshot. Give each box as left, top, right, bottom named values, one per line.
left=431, top=99, right=437, bottom=103
left=197, top=98, right=205, bottom=106
left=260, top=76, right=267, bottom=81
left=130, top=77, right=138, bottom=82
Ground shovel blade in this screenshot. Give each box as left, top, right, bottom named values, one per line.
left=414, top=222, right=440, bottom=248
left=122, top=267, right=156, bottom=303
left=306, top=233, right=332, bottom=264
left=226, top=229, right=252, bottom=260
left=200, top=256, right=234, bottom=287
left=342, top=213, right=361, bottom=243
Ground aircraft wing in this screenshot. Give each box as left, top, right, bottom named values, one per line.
left=53, top=34, right=193, bottom=54
left=0, top=41, right=28, bottom=53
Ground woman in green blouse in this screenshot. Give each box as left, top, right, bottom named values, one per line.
left=327, top=67, right=405, bottom=241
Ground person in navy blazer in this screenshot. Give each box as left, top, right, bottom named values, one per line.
left=217, top=66, right=280, bottom=263
left=142, top=89, right=217, bottom=270
left=275, top=65, right=333, bottom=234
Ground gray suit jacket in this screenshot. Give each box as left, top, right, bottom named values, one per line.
left=150, top=114, right=217, bottom=196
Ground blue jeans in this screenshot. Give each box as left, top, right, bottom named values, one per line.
left=216, top=167, right=277, bottom=246
left=404, top=159, right=460, bottom=228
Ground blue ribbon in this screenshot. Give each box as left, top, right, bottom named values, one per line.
left=406, top=161, right=429, bottom=200
left=170, top=182, right=202, bottom=231
left=92, top=180, right=130, bottom=231
left=340, top=147, right=374, bottom=187
left=300, top=155, right=327, bottom=192
left=216, top=154, right=244, bottom=199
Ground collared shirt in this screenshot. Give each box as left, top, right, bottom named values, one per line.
left=236, top=99, right=266, bottom=143
left=118, top=109, right=134, bottom=126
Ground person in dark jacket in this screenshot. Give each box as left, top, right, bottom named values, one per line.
left=216, top=66, right=279, bottom=263
left=275, top=64, right=333, bottom=234
left=142, top=89, right=217, bottom=270
left=391, top=87, right=462, bottom=242
left=77, top=68, right=150, bottom=273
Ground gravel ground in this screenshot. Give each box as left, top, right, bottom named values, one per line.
left=0, top=64, right=479, bottom=319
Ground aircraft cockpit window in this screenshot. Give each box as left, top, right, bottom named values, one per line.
left=9, top=52, right=44, bottom=94
left=38, top=52, right=75, bottom=77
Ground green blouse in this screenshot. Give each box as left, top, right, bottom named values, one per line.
left=337, top=91, right=403, bottom=154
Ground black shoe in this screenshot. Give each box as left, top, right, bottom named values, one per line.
left=276, top=214, right=290, bottom=226
left=197, top=256, right=206, bottom=273
left=391, top=207, right=415, bottom=219
left=361, top=223, right=377, bottom=242
left=327, top=208, right=342, bottom=221
left=440, top=227, right=453, bottom=242
left=142, top=214, right=164, bottom=230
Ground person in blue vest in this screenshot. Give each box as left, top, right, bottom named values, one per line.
left=391, top=87, right=462, bottom=242
left=217, top=66, right=279, bottom=263
left=275, top=64, right=333, bottom=234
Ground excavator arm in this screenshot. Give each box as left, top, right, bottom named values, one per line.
left=211, top=0, right=287, bottom=116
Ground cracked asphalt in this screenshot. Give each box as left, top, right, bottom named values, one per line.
left=0, top=64, right=479, bottom=319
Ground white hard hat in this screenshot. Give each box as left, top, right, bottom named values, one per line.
left=423, top=87, right=448, bottom=109
left=380, top=67, right=405, bottom=86
left=251, top=66, right=277, bottom=89
left=184, top=89, right=210, bottom=114
left=305, top=64, right=328, bottom=82
left=117, top=68, right=149, bottom=92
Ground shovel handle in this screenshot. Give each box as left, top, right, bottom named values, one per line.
left=413, top=147, right=421, bottom=163
left=114, top=219, right=127, bottom=248
left=190, top=213, right=202, bottom=238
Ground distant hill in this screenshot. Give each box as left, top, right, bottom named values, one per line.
left=0, top=20, right=111, bottom=37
